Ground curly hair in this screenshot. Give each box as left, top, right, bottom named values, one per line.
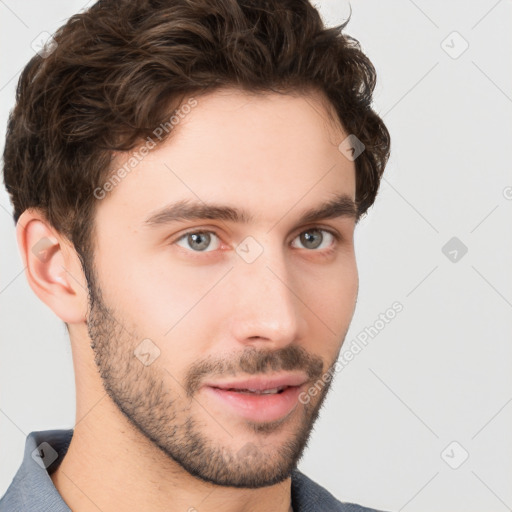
left=2, top=0, right=390, bottom=265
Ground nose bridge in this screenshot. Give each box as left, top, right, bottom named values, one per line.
left=229, top=239, right=302, bottom=344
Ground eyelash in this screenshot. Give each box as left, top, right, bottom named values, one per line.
left=172, top=226, right=342, bottom=256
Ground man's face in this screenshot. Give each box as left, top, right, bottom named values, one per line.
left=84, top=88, right=358, bottom=488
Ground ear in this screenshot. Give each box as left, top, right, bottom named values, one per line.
left=16, top=208, right=89, bottom=324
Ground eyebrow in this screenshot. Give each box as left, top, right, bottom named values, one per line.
left=143, top=193, right=359, bottom=228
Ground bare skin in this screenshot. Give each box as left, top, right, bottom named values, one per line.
left=17, top=87, right=358, bottom=512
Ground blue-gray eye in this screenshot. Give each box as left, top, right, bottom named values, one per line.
left=175, top=231, right=221, bottom=252
left=175, top=228, right=337, bottom=253
left=291, top=229, right=336, bottom=250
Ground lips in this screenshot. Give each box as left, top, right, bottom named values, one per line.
left=201, top=373, right=309, bottom=422
left=203, top=373, right=308, bottom=393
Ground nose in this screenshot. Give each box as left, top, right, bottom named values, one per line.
left=227, top=245, right=306, bottom=349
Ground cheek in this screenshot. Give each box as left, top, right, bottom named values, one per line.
left=103, top=246, right=215, bottom=325
left=108, top=258, right=225, bottom=366
left=295, top=255, right=358, bottom=349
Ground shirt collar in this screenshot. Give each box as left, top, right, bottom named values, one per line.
left=1, top=429, right=73, bottom=511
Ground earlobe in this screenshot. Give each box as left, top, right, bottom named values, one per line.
left=16, top=208, right=88, bottom=324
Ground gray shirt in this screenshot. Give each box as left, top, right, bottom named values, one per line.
left=0, top=429, right=387, bottom=512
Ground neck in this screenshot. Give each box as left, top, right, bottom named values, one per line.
left=50, top=396, right=294, bottom=512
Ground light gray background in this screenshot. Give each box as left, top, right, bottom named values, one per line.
left=1, top=1, right=511, bottom=511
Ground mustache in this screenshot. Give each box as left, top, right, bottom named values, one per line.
left=185, top=344, right=325, bottom=397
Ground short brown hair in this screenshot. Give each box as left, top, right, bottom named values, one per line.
left=2, top=0, right=390, bottom=266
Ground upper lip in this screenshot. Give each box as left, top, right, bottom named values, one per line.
left=203, top=373, right=309, bottom=391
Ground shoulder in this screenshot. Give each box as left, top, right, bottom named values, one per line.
left=290, top=469, right=390, bottom=512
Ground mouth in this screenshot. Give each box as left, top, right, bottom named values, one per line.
left=201, top=373, right=308, bottom=423
left=212, top=385, right=290, bottom=395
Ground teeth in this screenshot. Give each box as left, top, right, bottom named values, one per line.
left=255, top=387, right=280, bottom=394
left=228, top=387, right=285, bottom=394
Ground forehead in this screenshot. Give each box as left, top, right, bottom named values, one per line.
left=97, top=87, right=356, bottom=229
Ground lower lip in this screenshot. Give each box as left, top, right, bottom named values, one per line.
left=203, top=385, right=303, bottom=423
